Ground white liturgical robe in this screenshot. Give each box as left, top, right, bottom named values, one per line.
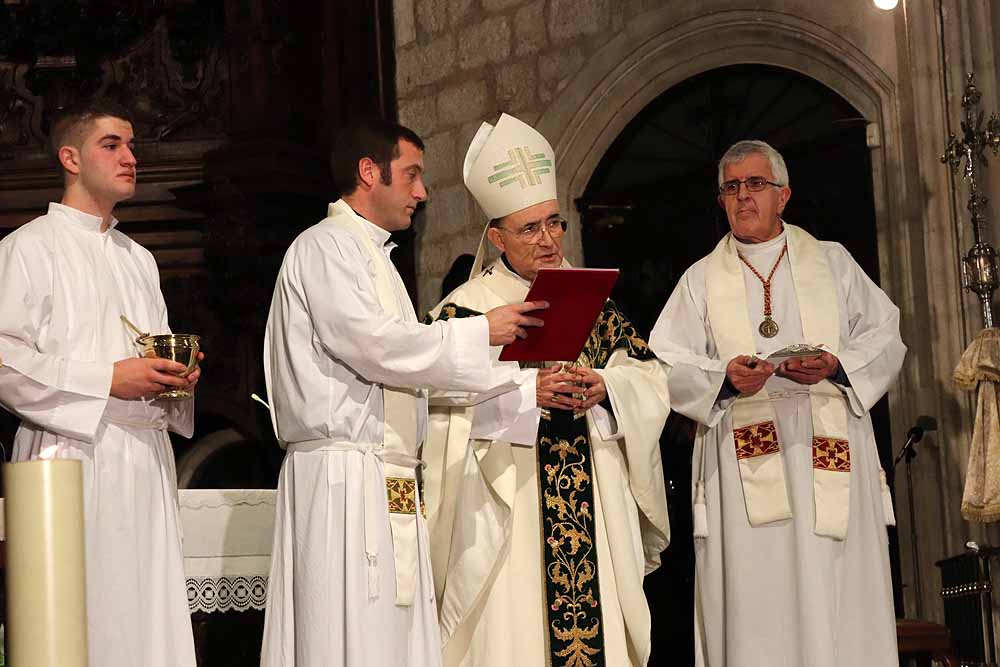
left=424, top=258, right=670, bottom=667
left=650, top=226, right=906, bottom=667
left=261, top=200, right=528, bottom=667
left=0, top=203, right=196, bottom=667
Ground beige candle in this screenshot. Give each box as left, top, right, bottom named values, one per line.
left=4, top=460, right=88, bottom=667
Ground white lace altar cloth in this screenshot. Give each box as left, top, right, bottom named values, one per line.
left=179, top=489, right=275, bottom=614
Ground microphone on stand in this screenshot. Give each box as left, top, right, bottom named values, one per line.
left=894, top=415, right=938, bottom=467
left=893, top=414, right=937, bottom=620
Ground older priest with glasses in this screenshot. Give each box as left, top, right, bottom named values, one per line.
left=423, top=113, right=670, bottom=667
left=650, top=139, right=906, bottom=667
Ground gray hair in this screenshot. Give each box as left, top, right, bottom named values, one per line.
left=717, top=140, right=789, bottom=188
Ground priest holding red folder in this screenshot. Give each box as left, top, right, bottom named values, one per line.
left=423, top=113, right=671, bottom=667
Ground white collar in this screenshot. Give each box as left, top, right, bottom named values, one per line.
left=329, top=199, right=394, bottom=248
left=49, top=202, right=118, bottom=233
left=498, top=255, right=531, bottom=287
left=733, top=225, right=787, bottom=256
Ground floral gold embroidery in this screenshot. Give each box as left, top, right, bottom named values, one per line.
left=423, top=302, right=483, bottom=325
left=734, top=421, right=780, bottom=460
left=813, top=437, right=851, bottom=472
left=578, top=300, right=653, bottom=370
left=540, top=433, right=605, bottom=666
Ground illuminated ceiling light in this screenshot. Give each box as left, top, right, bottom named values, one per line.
left=874, top=0, right=899, bottom=9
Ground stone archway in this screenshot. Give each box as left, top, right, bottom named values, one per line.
left=537, top=9, right=902, bottom=280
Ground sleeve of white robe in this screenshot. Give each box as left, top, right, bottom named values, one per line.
left=649, top=262, right=733, bottom=428
left=0, top=235, right=113, bottom=442
left=589, top=403, right=620, bottom=441
left=826, top=244, right=907, bottom=416
left=594, top=351, right=671, bottom=568
left=428, top=362, right=536, bottom=407
left=424, top=307, right=538, bottom=436
left=427, top=337, right=538, bottom=443
left=144, top=249, right=194, bottom=438
left=288, top=230, right=495, bottom=392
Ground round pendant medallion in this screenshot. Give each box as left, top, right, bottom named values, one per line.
left=759, top=318, right=779, bottom=338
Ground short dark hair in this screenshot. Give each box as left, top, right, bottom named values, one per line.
left=49, top=97, right=133, bottom=158
left=331, top=118, right=425, bottom=197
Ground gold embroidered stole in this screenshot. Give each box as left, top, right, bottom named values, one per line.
left=706, top=224, right=852, bottom=540
left=328, top=200, right=423, bottom=605
left=478, top=258, right=609, bottom=664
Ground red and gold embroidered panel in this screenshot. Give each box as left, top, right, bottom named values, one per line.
left=733, top=421, right=780, bottom=460
left=385, top=477, right=422, bottom=515
left=812, top=437, right=851, bottom=472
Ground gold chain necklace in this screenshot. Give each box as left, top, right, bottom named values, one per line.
left=738, top=243, right=788, bottom=338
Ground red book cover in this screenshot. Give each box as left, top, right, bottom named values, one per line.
left=498, top=268, right=620, bottom=362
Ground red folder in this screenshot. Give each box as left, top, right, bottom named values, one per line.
left=498, top=268, right=620, bottom=362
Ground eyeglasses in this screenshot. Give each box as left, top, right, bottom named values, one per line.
left=498, top=217, right=568, bottom=244
left=719, top=176, right=784, bottom=196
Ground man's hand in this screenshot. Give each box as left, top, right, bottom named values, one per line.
left=176, top=351, right=206, bottom=393
left=485, top=300, right=548, bottom=346
left=726, top=355, right=775, bottom=396
left=570, top=365, right=607, bottom=411
left=111, top=357, right=190, bottom=400
left=776, top=351, right=839, bottom=386
left=536, top=364, right=584, bottom=411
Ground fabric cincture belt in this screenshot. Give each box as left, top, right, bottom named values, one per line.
left=288, top=439, right=423, bottom=604
left=101, top=414, right=167, bottom=430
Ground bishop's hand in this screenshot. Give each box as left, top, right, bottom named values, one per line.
left=536, top=364, right=584, bottom=411
left=569, top=365, right=607, bottom=411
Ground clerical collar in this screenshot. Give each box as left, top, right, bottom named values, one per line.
left=344, top=201, right=393, bottom=248
left=733, top=226, right=787, bottom=256
left=49, top=202, right=118, bottom=233
left=500, top=254, right=531, bottom=286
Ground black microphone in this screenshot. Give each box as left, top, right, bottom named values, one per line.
left=896, top=415, right=937, bottom=466
left=906, top=415, right=938, bottom=442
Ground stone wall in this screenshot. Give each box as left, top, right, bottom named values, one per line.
left=394, top=0, right=658, bottom=313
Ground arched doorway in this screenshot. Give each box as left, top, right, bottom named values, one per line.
left=580, top=64, right=881, bottom=332
left=577, top=63, right=901, bottom=663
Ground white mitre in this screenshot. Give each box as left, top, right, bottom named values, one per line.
left=463, top=113, right=558, bottom=274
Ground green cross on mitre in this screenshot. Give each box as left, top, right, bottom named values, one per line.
left=488, top=146, right=553, bottom=189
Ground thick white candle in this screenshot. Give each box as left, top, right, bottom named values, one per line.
left=4, top=460, right=87, bottom=667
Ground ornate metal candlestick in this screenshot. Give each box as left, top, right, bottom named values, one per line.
left=942, top=73, right=1000, bottom=328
